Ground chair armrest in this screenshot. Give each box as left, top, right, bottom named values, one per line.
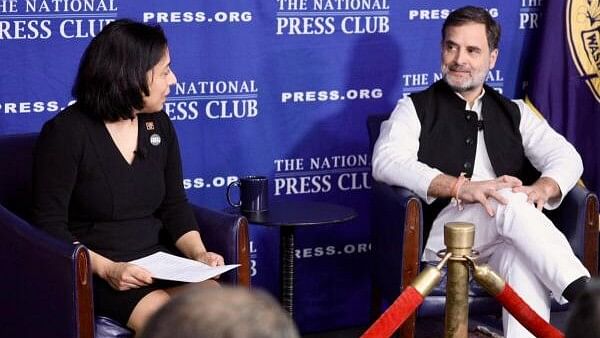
left=371, top=181, right=423, bottom=299
left=0, top=204, right=93, bottom=338
left=191, top=204, right=251, bottom=286
left=548, top=184, right=599, bottom=276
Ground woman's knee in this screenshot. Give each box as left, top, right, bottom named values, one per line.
left=128, top=290, right=171, bottom=332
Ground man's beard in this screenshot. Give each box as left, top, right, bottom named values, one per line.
left=441, top=64, right=488, bottom=93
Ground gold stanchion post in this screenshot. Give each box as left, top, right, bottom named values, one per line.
left=444, top=222, right=475, bottom=338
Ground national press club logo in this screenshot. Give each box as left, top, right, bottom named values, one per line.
left=275, top=0, right=390, bottom=35
left=0, top=0, right=117, bottom=40
left=166, top=79, right=259, bottom=121
left=519, top=0, right=542, bottom=30
left=567, top=0, right=600, bottom=102
left=273, top=153, right=371, bottom=196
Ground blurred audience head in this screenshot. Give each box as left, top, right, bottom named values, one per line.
left=139, top=286, right=300, bottom=338
left=565, top=277, right=600, bottom=338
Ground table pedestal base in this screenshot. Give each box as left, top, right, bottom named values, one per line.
left=281, top=226, right=295, bottom=316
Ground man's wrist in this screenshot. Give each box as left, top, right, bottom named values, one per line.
left=451, top=173, right=469, bottom=199
left=448, top=173, right=469, bottom=211
left=538, top=177, right=561, bottom=198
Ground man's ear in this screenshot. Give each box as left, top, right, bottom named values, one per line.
left=489, top=48, right=499, bottom=69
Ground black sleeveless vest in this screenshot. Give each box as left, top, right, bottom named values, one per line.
left=410, top=80, right=540, bottom=232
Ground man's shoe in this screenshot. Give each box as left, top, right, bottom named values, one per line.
left=562, top=276, right=591, bottom=302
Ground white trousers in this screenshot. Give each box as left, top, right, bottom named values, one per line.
left=423, top=189, right=589, bottom=338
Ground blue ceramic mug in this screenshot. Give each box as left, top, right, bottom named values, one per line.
left=226, top=175, right=269, bottom=213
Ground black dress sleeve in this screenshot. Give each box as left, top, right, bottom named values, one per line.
left=31, top=114, right=82, bottom=243
left=154, top=112, right=199, bottom=242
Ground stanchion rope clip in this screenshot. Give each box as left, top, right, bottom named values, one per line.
left=436, top=248, right=480, bottom=262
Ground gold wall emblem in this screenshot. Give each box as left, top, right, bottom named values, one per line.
left=567, top=0, right=600, bottom=102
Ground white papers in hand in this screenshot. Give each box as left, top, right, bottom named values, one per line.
left=129, top=251, right=239, bottom=283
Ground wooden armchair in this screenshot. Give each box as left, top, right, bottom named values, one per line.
left=0, top=133, right=250, bottom=338
left=367, top=114, right=599, bottom=337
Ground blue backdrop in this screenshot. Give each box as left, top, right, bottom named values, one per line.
left=2, top=0, right=596, bottom=334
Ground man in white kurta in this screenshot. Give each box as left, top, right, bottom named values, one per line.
left=372, top=6, right=589, bottom=338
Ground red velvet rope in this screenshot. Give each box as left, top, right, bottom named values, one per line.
left=361, top=286, right=424, bottom=338
left=496, top=284, right=564, bottom=338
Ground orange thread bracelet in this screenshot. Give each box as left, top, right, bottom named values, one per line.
left=451, top=172, right=469, bottom=210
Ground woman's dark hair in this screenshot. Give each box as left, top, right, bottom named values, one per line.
left=72, top=19, right=168, bottom=121
left=442, top=6, right=500, bottom=51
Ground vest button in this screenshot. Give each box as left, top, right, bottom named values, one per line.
left=463, top=162, right=472, bottom=170
left=465, top=111, right=476, bottom=121
left=465, top=137, right=473, bottom=145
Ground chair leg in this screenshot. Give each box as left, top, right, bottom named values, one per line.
left=583, top=194, right=599, bottom=276
left=400, top=314, right=416, bottom=338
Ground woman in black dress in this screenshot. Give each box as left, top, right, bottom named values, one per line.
left=32, top=19, right=223, bottom=333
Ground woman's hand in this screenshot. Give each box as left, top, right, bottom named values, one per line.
left=175, top=231, right=225, bottom=267
left=193, top=251, right=225, bottom=267
left=103, top=262, right=153, bottom=291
